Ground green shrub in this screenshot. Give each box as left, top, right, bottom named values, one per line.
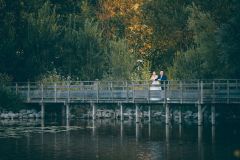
left=37, top=69, right=70, bottom=85
left=0, top=87, right=25, bottom=111
left=0, top=73, right=12, bottom=86
left=0, top=73, right=25, bottom=111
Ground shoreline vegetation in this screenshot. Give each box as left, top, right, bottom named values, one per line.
left=0, top=86, right=25, bottom=111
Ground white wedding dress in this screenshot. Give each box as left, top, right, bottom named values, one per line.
left=150, top=77, right=161, bottom=100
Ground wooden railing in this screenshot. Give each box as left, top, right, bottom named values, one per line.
left=7, top=80, right=240, bottom=104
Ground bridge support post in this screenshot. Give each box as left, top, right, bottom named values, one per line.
left=179, top=106, right=182, bottom=124
left=41, top=103, right=45, bottom=119
left=120, top=103, right=123, bottom=121
left=136, top=123, right=140, bottom=141
left=165, top=104, right=170, bottom=125
left=212, top=125, right=215, bottom=144
left=136, top=105, right=140, bottom=123
left=92, top=103, right=96, bottom=120
left=198, top=125, right=203, bottom=145
left=66, top=103, right=70, bottom=120
left=166, top=124, right=170, bottom=143
left=198, top=104, right=203, bottom=126
left=211, top=105, right=215, bottom=125
left=148, top=106, right=151, bottom=123
left=62, top=105, right=65, bottom=118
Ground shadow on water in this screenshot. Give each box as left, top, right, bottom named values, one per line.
left=0, top=119, right=240, bottom=160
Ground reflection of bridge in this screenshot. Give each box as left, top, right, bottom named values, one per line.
left=8, top=80, right=240, bottom=125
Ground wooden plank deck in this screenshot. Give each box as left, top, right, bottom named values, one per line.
left=8, top=80, right=240, bottom=104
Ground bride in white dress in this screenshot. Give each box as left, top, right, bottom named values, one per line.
left=150, top=71, right=160, bottom=85
left=150, top=71, right=161, bottom=100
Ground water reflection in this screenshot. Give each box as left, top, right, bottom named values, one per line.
left=165, top=124, right=170, bottom=160
left=211, top=126, right=216, bottom=160
left=120, top=121, right=123, bottom=143
left=92, top=120, right=96, bottom=136
left=148, top=122, right=151, bottom=139
left=178, top=124, right=183, bottom=160
left=179, top=124, right=182, bottom=139
left=198, top=126, right=203, bottom=160
left=0, top=119, right=240, bottom=160
left=212, top=126, right=215, bottom=144
left=66, top=118, right=70, bottom=130
left=136, top=123, right=140, bottom=141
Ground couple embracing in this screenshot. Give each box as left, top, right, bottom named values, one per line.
left=150, top=71, right=167, bottom=89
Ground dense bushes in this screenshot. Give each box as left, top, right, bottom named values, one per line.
left=0, top=73, right=25, bottom=111
left=0, top=87, right=25, bottom=111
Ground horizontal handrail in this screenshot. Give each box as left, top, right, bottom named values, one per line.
left=5, top=80, right=240, bottom=104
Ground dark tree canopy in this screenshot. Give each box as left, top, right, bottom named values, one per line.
left=0, top=0, right=239, bottom=82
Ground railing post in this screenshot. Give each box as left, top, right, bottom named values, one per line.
left=180, top=81, right=183, bottom=104
left=41, top=83, right=44, bottom=102
left=126, top=81, right=128, bottom=103
left=15, top=83, right=18, bottom=95
left=227, top=80, right=230, bottom=104
left=96, top=80, right=99, bottom=103
left=212, top=81, right=215, bottom=103
left=200, top=81, right=203, bottom=104
left=81, top=82, right=84, bottom=101
left=120, top=103, right=123, bottom=121
left=111, top=81, right=113, bottom=102
left=54, top=83, right=57, bottom=102
left=148, top=82, right=150, bottom=103
left=164, top=81, right=166, bottom=104
left=197, top=80, right=200, bottom=103
left=148, top=106, right=151, bottom=122
left=27, top=82, right=30, bottom=102
left=133, top=82, right=135, bottom=103
left=67, top=82, right=70, bottom=103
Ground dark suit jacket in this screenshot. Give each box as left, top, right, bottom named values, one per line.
left=158, top=75, right=168, bottom=89
left=158, top=75, right=167, bottom=83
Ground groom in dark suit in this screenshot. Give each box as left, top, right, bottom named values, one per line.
left=158, top=71, right=167, bottom=90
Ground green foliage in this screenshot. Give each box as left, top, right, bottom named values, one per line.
left=59, top=18, right=108, bottom=80
left=142, top=0, right=192, bottom=70
left=170, top=4, right=222, bottom=79
left=140, top=61, right=151, bottom=80
left=0, top=0, right=239, bottom=82
left=169, top=50, right=202, bottom=79
left=106, top=39, right=136, bottom=80
left=130, top=60, right=151, bottom=81
left=0, top=72, right=24, bottom=111
left=216, top=1, right=240, bottom=78
left=21, top=1, right=60, bottom=80
left=37, top=69, right=68, bottom=84
left=0, top=87, right=24, bottom=111
left=0, top=73, right=12, bottom=86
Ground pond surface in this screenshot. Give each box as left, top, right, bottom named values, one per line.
left=0, top=119, right=240, bottom=160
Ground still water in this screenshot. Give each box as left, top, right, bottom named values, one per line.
left=0, top=119, right=240, bottom=160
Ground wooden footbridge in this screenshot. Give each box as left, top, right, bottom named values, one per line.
left=7, top=79, right=240, bottom=125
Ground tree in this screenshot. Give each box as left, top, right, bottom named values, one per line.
left=142, top=0, right=193, bottom=71
left=170, top=4, right=222, bottom=79
left=98, top=0, right=153, bottom=58
left=216, top=0, right=240, bottom=78
left=20, top=1, right=60, bottom=80
left=106, top=39, right=136, bottom=80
